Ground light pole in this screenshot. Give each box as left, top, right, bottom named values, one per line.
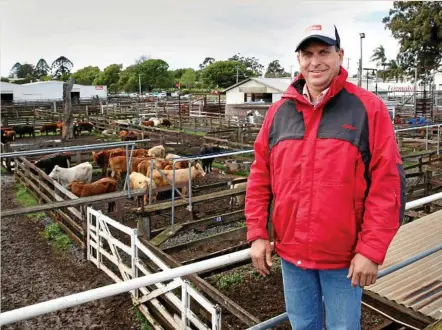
left=359, top=33, right=365, bottom=87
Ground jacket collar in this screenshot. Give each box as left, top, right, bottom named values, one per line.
left=282, top=66, right=348, bottom=106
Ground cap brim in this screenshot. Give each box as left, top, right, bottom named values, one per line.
left=295, top=35, right=337, bottom=52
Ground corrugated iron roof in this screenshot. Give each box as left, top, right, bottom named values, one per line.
left=366, top=209, right=442, bottom=320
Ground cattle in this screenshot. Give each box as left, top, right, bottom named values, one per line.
left=34, top=153, right=71, bottom=175
left=229, top=182, right=247, bottom=207
left=137, top=159, right=181, bottom=175
left=108, top=156, right=152, bottom=180
left=148, top=145, right=166, bottom=158
left=147, top=162, right=205, bottom=197
left=200, top=145, right=222, bottom=173
left=56, top=121, right=63, bottom=132
left=148, top=118, right=161, bottom=127
left=68, top=177, right=117, bottom=197
left=130, top=172, right=157, bottom=204
left=68, top=177, right=117, bottom=212
left=160, top=118, right=172, bottom=128
left=49, top=162, right=93, bottom=187
left=73, top=122, right=94, bottom=135
left=14, top=125, right=35, bottom=138
left=165, top=153, right=180, bottom=160
left=141, top=121, right=154, bottom=127
left=120, top=130, right=138, bottom=141
left=40, top=123, right=58, bottom=135
left=92, top=148, right=125, bottom=176
left=0, top=128, right=16, bottom=143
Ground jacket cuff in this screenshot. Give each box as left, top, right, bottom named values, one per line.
left=246, top=226, right=269, bottom=244
left=355, top=241, right=385, bottom=265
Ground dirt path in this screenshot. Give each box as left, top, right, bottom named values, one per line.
left=1, top=174, right=142, bottom=330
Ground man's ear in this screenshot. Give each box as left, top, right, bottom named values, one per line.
left=338, top=48, right=344, bottom=65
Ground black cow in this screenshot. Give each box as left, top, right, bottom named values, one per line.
left=73, top=122, right=94, bottom=136
left=200, top=145, right=221, bottom=173
left=34, top=153, right=71, bottom=175
left=14, top=125, right=35, bottom=138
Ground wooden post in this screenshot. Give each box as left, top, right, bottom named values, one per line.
left=137, top=215, right=152, bottom=240
left=62, top=77, right=75, bottom=141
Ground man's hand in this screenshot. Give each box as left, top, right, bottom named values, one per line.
left=347, top=253, right=379, bottom=288
left=250, top=239, right=273, bottom=276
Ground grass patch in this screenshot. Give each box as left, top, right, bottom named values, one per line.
left=15, top=183, right=38, bottom=207
left=136, top=310, right=153, bottom=330
left=42, top=223, right=72, bottom=251
left=212, top=271, right=244, bottom=290
left=1, top=166, right=7, bottom=174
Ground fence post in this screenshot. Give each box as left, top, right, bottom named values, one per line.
left=131, top=228, right=138, bottom=299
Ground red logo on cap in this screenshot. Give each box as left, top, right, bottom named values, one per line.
left=306, top=25, right=322, bottom=31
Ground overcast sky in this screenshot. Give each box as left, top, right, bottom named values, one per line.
left=0, top=0, right=400, bottom=78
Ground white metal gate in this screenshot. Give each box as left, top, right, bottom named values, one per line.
left=87, top=207, right=221, bottom=330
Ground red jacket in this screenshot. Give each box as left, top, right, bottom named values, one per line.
left=245, top=68, right=405, bottom=269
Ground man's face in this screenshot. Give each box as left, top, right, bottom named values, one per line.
left=297, top=41, right=344, bottom=90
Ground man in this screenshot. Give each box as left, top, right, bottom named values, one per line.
left=245, top=24, right=406, bottom=330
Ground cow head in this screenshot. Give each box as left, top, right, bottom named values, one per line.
left=48, top=165, right=60, bottom=179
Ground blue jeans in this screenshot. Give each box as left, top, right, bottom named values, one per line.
left=281, top=258, right=362, bottom=330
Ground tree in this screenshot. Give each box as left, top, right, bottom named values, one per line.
left=383, top=2, right=442, bottom=82
left=386, top=59, right=405, bottom=82
left=199, top=57, right=215, bottom=70
left=93, top=64, right=122, bottom=92
left=180, top=69, right=196, bottom=88
left=135, top=55, right=151, bottom=64
left=136, top=59, right=171, bottom=91
left=16, top=64, right=36, bottom=79
left=370, top=45, right=388, bottom=81
left=118, top=65, right=138, bottom=92
left=10, top=62, right=21, bottom=78
left=51, top=56, right=74, bottom=79
left=71, top=66, right=101, bottom=85
left=201, top=60, right=248, bottom=89
left=62, top=77, right=75, bottom=141
left=370, top=45, right=387, bottom=68
left=1, top=77, right=9, bottom=82
left=35, top=59, right=51, bottom=78
left=228, top=53, right=265, bottom=77
left=265, top=60, right=291, bottom=78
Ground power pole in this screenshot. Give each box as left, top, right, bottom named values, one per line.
left=288, top=65, right=294, bottom=79
left=236, top=66, right=239, bottom=84
left=346, top=58, right=351, bottom=71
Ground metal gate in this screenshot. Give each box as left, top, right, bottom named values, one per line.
left=87, top=207, right=221, bottom=330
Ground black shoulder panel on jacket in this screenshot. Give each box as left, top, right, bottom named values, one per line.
left=268, top=99, right=304, bottom=150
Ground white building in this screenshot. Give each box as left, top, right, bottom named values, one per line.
left=1, top=81, right=107, bottom=103
left=224, top=77, right=292, bottom=105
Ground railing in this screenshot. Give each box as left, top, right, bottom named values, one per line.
left=395, top=123, right=442, bottom=154
left=1, top=192, right=441, bottom=327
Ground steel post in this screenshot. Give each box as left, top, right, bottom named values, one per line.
left=149, top=160, right=154, bottom=205
left=426, top=126, right=429, bottom=150
left=188, top=161, right=192, bottom=212
left=171, top=163, right=176, bottom=232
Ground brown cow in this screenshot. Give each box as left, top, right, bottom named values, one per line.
left=92, top=148, right=125, bottom=176
left=68, top=177, right=118, bottom=211
left=109, top=156, right=152, bottom=180
left=141, top=121, right=154, bottom=127
left=68, top=177, right=117, bottom=197
left=40, top=123, right=58, bottom=135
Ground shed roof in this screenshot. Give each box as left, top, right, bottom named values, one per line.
left=224, top=77, right=292, bottom=93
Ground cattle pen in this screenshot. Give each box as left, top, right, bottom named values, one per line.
left=1, top=104, right=442, bottom=329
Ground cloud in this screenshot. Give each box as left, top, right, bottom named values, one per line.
left=0, top=0, right=399, bottom=78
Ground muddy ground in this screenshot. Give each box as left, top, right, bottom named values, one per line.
left=0, top=174, right=142, bottom=330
